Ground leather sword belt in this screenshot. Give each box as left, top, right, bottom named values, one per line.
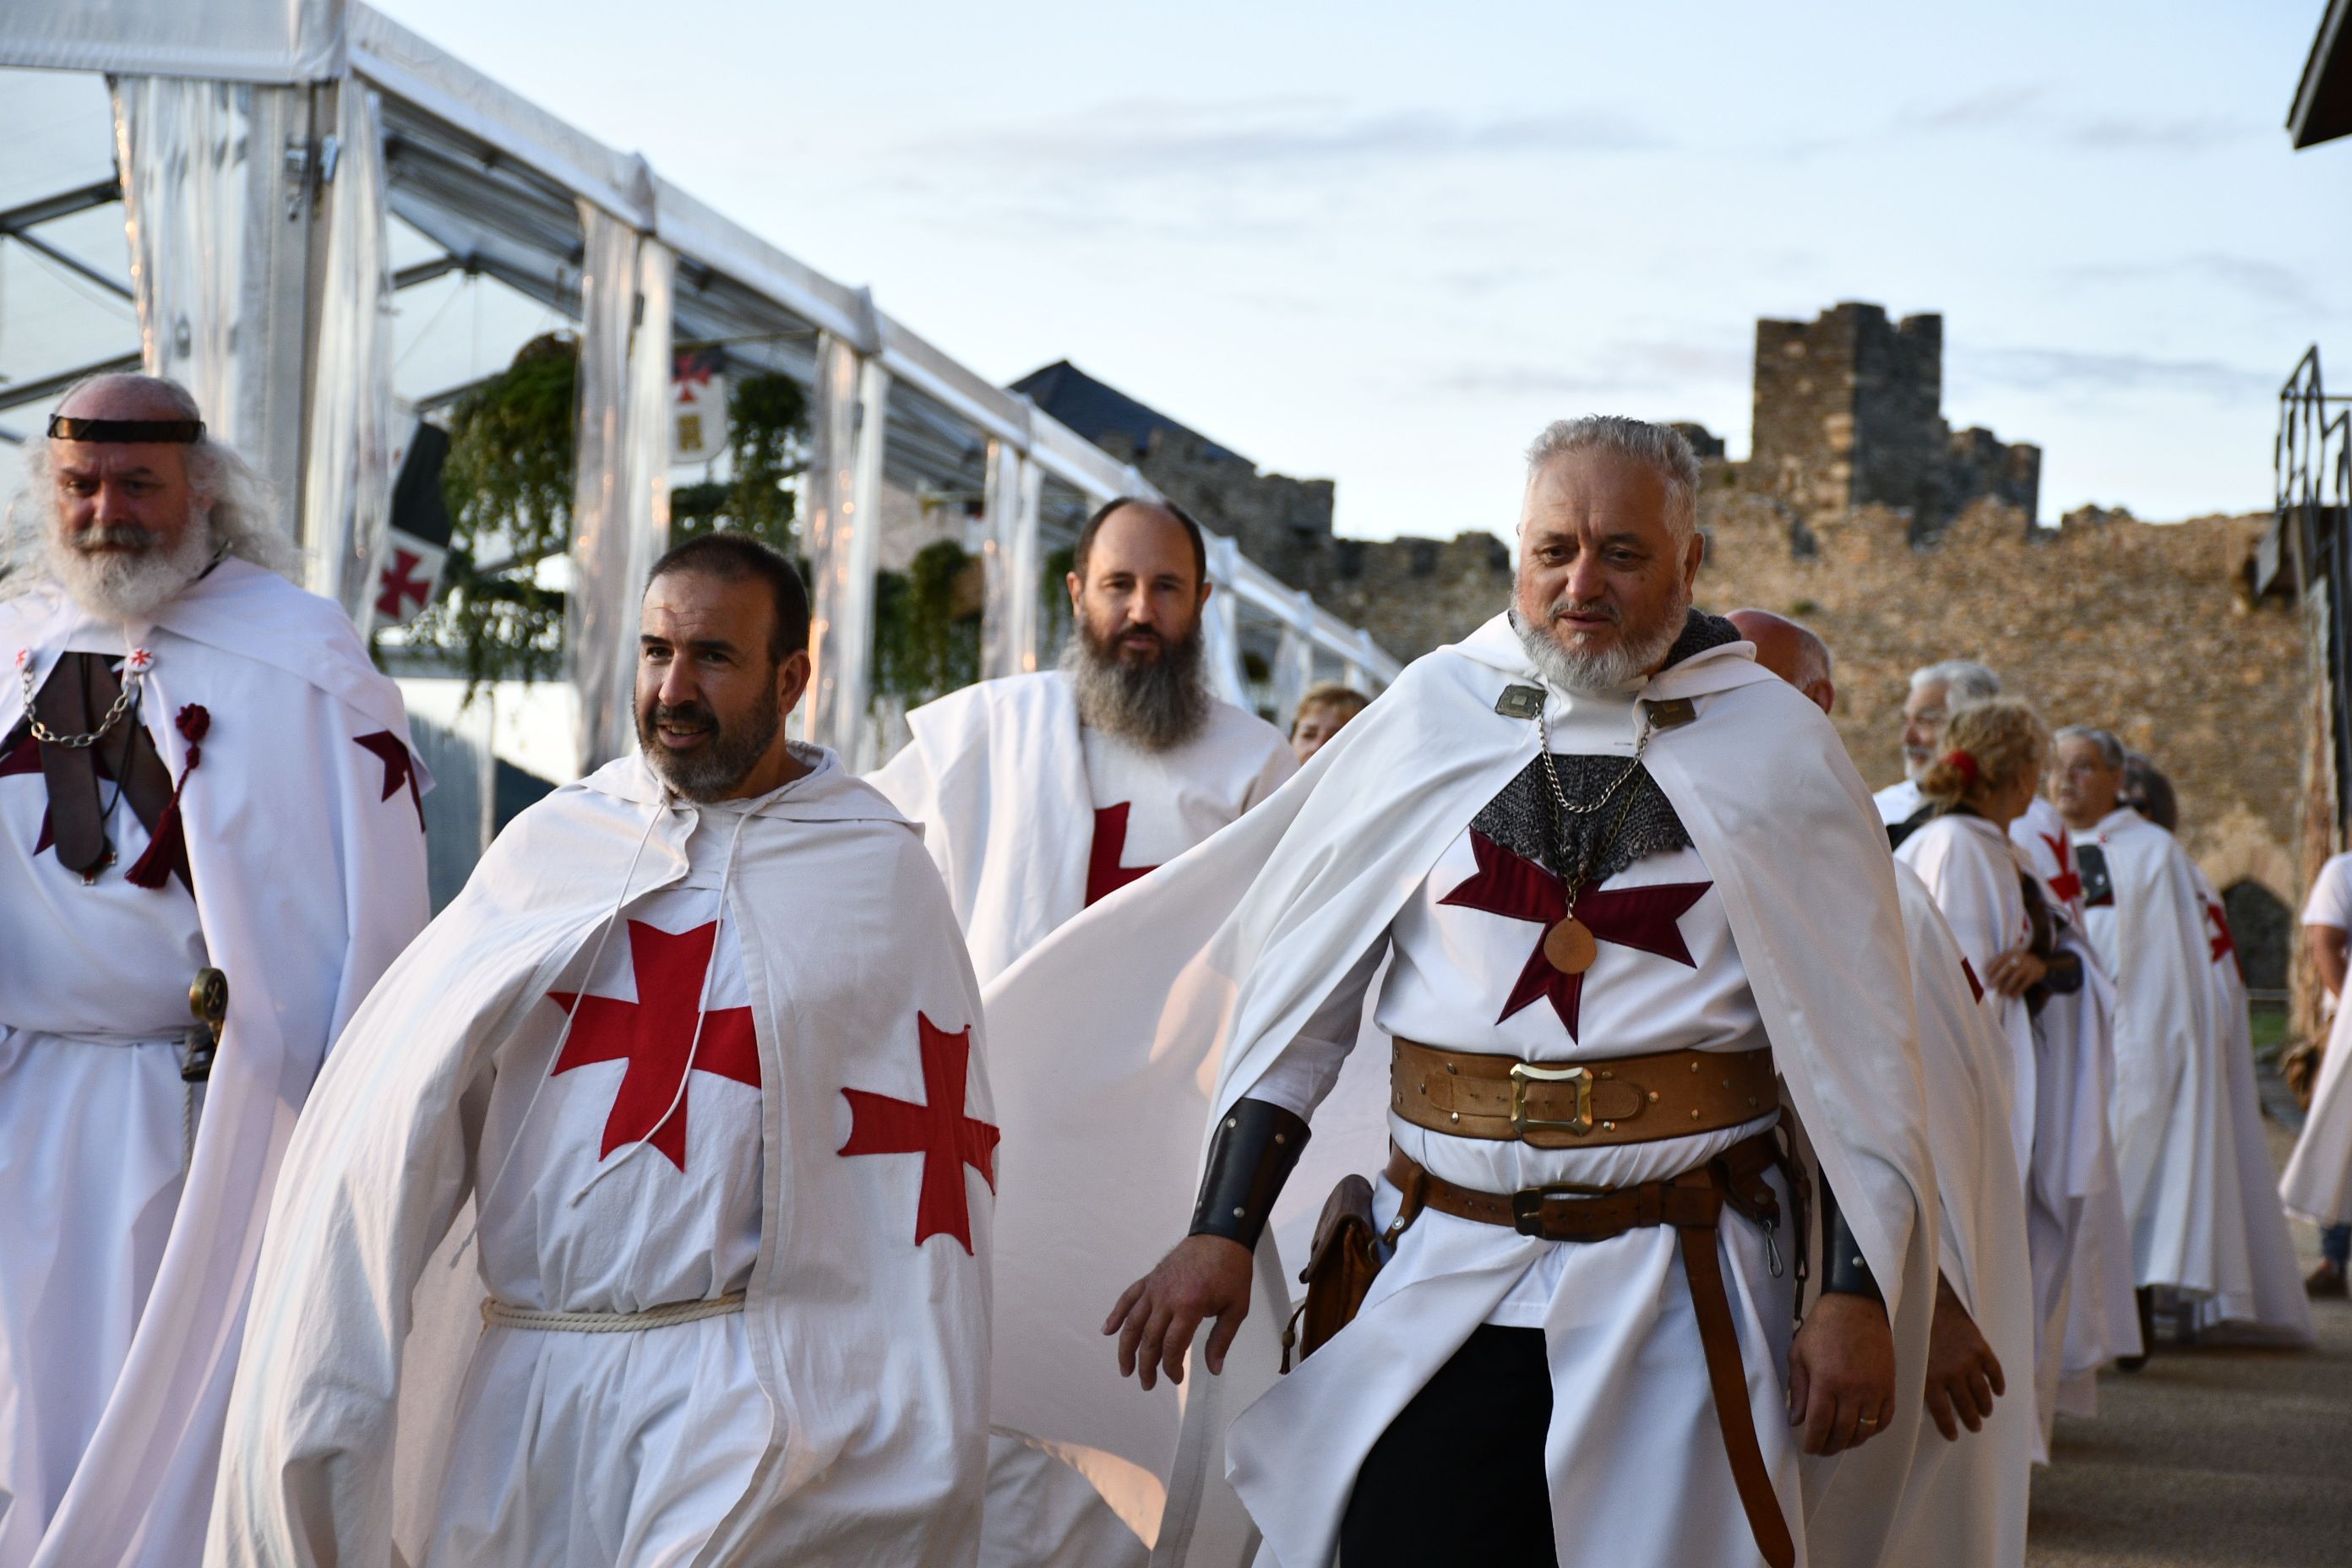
left=1382, top=1131, right=1797, bottom=1568
left=1388, top=1037, right=1778, bottom=1146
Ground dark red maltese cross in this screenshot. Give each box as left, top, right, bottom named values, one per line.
left=1439, top=830, right=1710, bottom=1039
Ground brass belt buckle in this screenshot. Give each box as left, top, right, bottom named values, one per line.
left=1509, top=1061, right=1592, bottom=1139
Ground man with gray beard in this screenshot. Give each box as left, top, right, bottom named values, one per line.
left=0, top=374, right=429, bottom=1567
left=872, top=496, right=1293, bottom=988
left=1029, top=416, right=1936, bottom=1568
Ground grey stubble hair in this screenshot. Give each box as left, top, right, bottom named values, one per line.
left=2055, top=724, right=2126, bottom=770
left=1909, top=658, right=2001, bottom=706
left=1523, top=416, right=1701, bottom=546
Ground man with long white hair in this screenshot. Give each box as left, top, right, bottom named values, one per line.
left=0, top=374, right=429, bottom=1567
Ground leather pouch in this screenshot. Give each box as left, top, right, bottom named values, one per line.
left=1290, top=1173, right=1383, bottom=1367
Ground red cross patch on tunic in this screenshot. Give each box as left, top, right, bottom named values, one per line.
left=2205, top=898, right=2240, bottom=972
left=1439, top=830, right=1709, bottom=1040
left=1086, top=802, right=1158, bottom=906
left=2039, top=831, right=2082, bottom=906
left=546, top=919, right=760, bottom=1171
left=838, top=1014, right=1000, bottom=1252
left=355, top=731, right=426, bottom=830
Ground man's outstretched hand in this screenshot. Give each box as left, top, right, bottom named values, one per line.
left=1104, top=1233, right=1255, bottom=1391
left=1923, top=1274, right=2006, bottom=1440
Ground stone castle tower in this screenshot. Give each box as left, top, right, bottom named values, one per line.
left=1745, top=302, right=2040, bottom=541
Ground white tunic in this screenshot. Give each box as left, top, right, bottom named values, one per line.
left=1895, top=814, right=2034, bottom=1185
left=426, top=798, right=770, bottom=1566
left=872, top=672, right=1294, bottom=986
left=2184, top=867, right=2309, bottom=1340
left=877, top=674, right=1293, bottom=1568
left=1874, top=776, right=1923, bottom=827
left=0, top=569, right=432, bottom=1568
left=0, top=727, right=209, bottom=1563
left=2284, top=852, right=2352, bottom=1225
left=1237, top=681, right=1795, bottom=1565
left=2072, top=808, right=2300, bottom=1329
left=1079, top=720, right=1289, bottom=897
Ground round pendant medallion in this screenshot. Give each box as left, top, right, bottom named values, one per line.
left=1544, top=917, right=1598, bottom=974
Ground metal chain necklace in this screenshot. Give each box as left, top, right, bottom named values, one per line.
left=1533, top=700, right=1657, bottom=976
left=19, top=659, right=137, bottom=749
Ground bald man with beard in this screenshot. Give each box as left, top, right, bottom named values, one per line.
left=1730, top=609, right=2034, bottom=1567
left=0, top=375, right=429, bottom=1566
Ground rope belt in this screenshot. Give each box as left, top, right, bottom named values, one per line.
left=1383, top=1131, right=1797, bottom=1568
left=480, top=1291, right=747, bottom=1333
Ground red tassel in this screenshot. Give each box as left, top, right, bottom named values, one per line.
left=123, top=792, right=184, bottom=889
left=127, top=705, right=208, bottom=891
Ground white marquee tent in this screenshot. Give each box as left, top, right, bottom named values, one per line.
left=0, top=0, right=1398, bottom=809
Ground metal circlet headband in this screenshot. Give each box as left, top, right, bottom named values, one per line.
left=18, top=660, right=137, bottom=749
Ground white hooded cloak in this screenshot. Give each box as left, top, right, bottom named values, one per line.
left=205, top=751, right=995, bottom=1566
left=982, top=616, right=1939, bottom=1568
left=0, top=560, right=429, bottom=1568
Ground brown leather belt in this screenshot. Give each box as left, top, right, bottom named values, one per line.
left=1383, top=1132, right=1796, bottom=1568
left=1389, top=1037, right=1777, bottom=1147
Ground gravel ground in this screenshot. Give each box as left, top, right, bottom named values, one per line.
left=2024, top=1106, right=2352, bottom=1566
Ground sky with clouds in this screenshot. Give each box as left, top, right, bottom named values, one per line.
left=367, top=2, right=2352, bottom=537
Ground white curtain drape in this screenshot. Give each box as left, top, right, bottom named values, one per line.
left=981, top=437, right=1044, bottom=681
left=302, top=83, right=394, bottom=620
left=803, top=333, right=889, bottom=767
left=112, top=74, right=312, bottom=528
left=565, top=203, right=672, bottom=775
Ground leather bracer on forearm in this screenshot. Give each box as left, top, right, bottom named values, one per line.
left=1189, top=1098, right=1312, bottom=1250
left=1817, top=1171, right=1885, bottom=1304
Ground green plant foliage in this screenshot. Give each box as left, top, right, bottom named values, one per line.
left=669, top=371, right=806, bottom=553
left=1041, top=544, right=1076, bottom=655
left=874, top=539, right=980, bottom=704
left=409, top=344, right=811, bottom=693
left=403, top=333, right=580, bottom=689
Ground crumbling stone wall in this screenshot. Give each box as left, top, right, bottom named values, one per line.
left=1129, top=427, right=1337, bottom=588
left=1693, top=487, right=2302, bottom=907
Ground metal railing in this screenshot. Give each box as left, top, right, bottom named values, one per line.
left=2276, top=346, right=2352, bottom=836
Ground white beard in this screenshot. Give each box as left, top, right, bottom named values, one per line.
left=1511, top=588, right=1690, bottom=695
left=46, top=518, right=213, bottom=623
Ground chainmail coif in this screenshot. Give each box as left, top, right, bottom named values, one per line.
left=1468, top=609, right=1741, bottom=885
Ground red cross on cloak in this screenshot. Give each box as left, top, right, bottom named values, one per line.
left=1439, top=829, right=1710, bottom=1040
left=838, top=1014, right=1000, bottom=1252
left=2204, top=898, right=2240, bottom=972
left=1960, top=956, right=1986, bottom=1003
left=375, top=548, right=432, bottom=621
left=355, top=731, right=427, bottom=830
left=1086, top=802, right=1157, bottom=906
left=547, top=919, right=760, bottom=1171
left=2039, top=831, right=2082, bottom=906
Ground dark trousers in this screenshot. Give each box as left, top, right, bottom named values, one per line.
left=2325, top=1223, right=2350, bottom=1267
left=1338, top=1325, right=1557, bottom=1566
